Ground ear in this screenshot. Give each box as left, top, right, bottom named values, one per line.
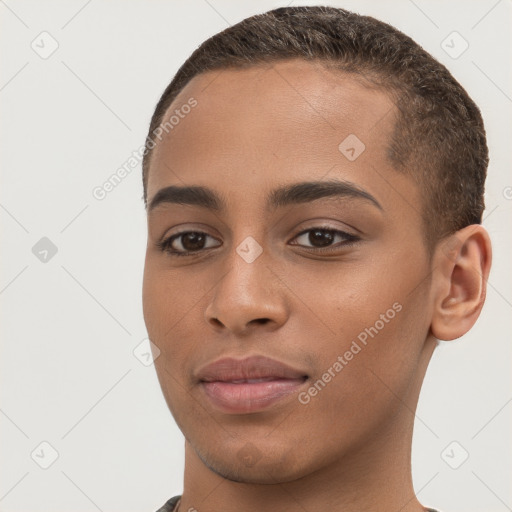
left=430, top=225, right=492, bottom=341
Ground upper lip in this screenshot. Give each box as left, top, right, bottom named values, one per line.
left=196, top=355, right=308, bottom=383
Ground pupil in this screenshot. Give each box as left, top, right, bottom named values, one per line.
left=182, top=232, right=205, bottom=251
left=309, top=229, right=334, bottom=247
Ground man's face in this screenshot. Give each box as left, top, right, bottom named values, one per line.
left=143, top=59, right=435, bottom=483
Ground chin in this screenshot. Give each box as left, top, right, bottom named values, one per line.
left=197, top=443, right=310, bottom=484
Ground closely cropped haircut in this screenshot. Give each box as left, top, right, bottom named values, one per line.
left=142, top=5, right=488, bottom=248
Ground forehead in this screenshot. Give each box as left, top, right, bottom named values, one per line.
left=174, top=58, right=393, bottom=119
left=147, top=59, right=403, bottom=209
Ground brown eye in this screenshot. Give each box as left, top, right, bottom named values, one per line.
left=307, top=229, right=336, bottom=247
left=177, top=232, right=207, bottom=251
left=158, top=231, right=221, bottom=256
left=291, top=227, right=359, bottom=251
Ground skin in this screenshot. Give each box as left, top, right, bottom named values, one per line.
left=142, top=59, right=492, bottom=512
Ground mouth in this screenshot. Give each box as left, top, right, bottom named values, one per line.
left=200, top=376, right=308, bottom=414
left=196, top=355, right=309, bottom=414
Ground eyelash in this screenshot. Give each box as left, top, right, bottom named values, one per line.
left=156, top=227, right=360, bottom=258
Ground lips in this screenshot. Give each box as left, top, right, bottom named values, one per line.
left=196, top=355, right=308, bottom=382
left=196, top=355, right=308, bottom=413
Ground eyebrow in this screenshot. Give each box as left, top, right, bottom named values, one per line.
left=148, top=179, right=383, bottom=213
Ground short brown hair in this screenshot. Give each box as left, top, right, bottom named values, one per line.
left=142, top=5, right=488, bottom=247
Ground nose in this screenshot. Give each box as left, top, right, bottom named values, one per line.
left=204, top=243, right=288, bottom=335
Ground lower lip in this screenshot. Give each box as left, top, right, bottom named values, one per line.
left=200, top=378, right=307, bottom=413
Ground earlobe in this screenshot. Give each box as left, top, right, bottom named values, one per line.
left=430, top=225, right=492, bottom=341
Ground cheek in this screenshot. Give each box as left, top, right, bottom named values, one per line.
left=142, top=262, right=169, bottom=340
left=285, top=259, right=403, bottom=338
left=142, top=257, right=214, bottom=376
left=143, top=258, right=200, bottom=334
left=142, top=262, right=200, bottom=417
left=292, top=253, right=430, bottom=396
left=295, top=304, right=426, bottom=446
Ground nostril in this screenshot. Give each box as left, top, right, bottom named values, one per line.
left=211, top=318, right=224, bottom=327
left=253, top=318, right=271, bottom=325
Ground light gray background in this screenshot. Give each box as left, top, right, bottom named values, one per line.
left=1, top=1, right=511, bottom=511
